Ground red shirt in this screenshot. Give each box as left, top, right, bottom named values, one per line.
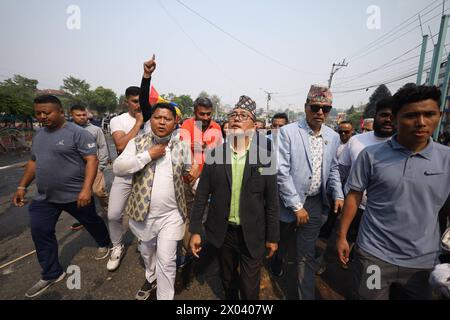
left=180, top=118, right=223, bottom=173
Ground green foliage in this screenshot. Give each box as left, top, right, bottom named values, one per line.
left=363, top=84, right=391, bottom=118
left=60, top=77, right=118, bottom=114
left=0, top=75, right=38, bottom=116
left=347, top=111, right=364, bottom=130
left=86, top=87, right=118, bottom=114
left=60, top=76, right=90, bottom=96
left=346, top=105, right=355, bottom=115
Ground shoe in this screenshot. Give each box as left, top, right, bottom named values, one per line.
left=70, top=222, right=84, bottom=231
left=269, top=257, right=284, bottom=277
left=25, top=272, right=66, bottom=298
left=135, top=279, right=157, bottom=300
left=107, top=244, right=125, bottom=271
left=316, top=264, right=327, bottom=275
left=176, top=254, right=193, bottom=269
left=95, top=246, right=110, bottom=260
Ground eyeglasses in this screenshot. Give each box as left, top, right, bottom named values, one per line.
left=228, top=112, right=253, bottom=121
left=308, top=105, right=332, bottom=113
left=338, top=130, right=351, bottom=134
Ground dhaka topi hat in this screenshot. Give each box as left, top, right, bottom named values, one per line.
left=306, top=84, right=333, bottom=106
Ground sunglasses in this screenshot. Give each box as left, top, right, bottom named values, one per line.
left=338, top=130, right=351, bottom=134
left=309, top=105, right=332, bottom=113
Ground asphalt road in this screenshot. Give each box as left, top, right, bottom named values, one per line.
left=0, top=140, right=351, bottom=300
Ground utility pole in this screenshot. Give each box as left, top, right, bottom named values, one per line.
left=328, top=59, right=348, bottom=88
left=428, top=15, right=449, bottom=86
left=434, top=52, right=450, bottom=141
left=417, top=14, right=428, bottom=85
left=260, top=88, right=278, bottom=125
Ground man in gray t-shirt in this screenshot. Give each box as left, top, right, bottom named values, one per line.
left=337, top=84, right=450, bottom=300
left=31, top=120, right=98, bottom=203
left=12, top=95, right=111, bottom=298
left=70, top=105, right=110, bottom=219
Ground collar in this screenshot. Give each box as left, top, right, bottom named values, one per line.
left=150, top=129, right=180, bottom=148
left=388, top=134, right=434, bottom=160
left=299, top=118, right=323, bottom=137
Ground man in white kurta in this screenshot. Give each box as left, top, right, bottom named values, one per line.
left=113, top=103, right=190, bottom=300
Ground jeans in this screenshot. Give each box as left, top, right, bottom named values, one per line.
left=29, top=198, right=111, bottom=280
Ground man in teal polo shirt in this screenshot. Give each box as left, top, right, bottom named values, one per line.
left=337, top=84, right=450, bottom=299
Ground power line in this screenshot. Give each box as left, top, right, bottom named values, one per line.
left=335, top=57, right=434, bottom=89
left=334, top=42, right=424, bottom=85
left=349, top=8, right=447, bottom=64
left=333, top=29, right=448, bottom=88
left=346, top=0, right=441, bottom=61
left=333, top=60, right=435, bottom=94
left=157, top=0, right=241, bottom=90
left=174, top=0, right=322, bottom=76
left=333, top=72, right=419, bottom=94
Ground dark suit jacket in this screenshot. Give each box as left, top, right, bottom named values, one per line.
left=189, top=132, right=280, bottom=259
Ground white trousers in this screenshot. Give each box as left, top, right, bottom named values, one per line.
left=107, top=175, right=132, bottom=247
left=139, top=237, right=178, bottom=300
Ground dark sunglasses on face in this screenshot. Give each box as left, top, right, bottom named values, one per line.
left=338, top=130, right=351, bottom=134
left=309, top=105, right=332, bottom=113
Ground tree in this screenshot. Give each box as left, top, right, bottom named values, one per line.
left=87, top=87, right=118, bottom=115
left=346, top=105, right=355, bottom=115
left=116, top=94, right=127, bottom=113
left=197, top=91, right=209, bottom=99
left=363, top=84, right=391, bottom=118
left=162, top=93, right=194, bottom=118
left=60, top=76, right=90, bottom=97
left=0, top=75, right=38, bottom=117
left=59, top=76, right=92, bottom=109
left=347, top=111, right=364, bottom=130
left=210, top=95, right=221, bottom=116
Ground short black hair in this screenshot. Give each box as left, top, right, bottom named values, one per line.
left=392, top=84, right=441, bottom=115
left=125, top=86, right=140, bottom=98
left=34, top=95, right=63, bottom=109
left=339, top=120, right=353, bottom=127
left=375, top=97, right=394, bottom=114
left=272, top=113, right=289, bottom=123
left=151, top=103, right=177, bottom=119
left=194, top=97, right=213, bottom=109
left=70, top=104, right=87, bottom=112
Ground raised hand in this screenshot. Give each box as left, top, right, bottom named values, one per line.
left=143, top=54, right=156, bottom=78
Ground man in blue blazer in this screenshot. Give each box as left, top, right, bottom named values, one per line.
left=271, top=84, right=344, bottom=300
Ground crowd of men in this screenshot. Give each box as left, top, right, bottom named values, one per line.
left=11, top=55, right=450, bottom=300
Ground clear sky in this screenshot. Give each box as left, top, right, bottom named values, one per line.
left=0, top=0, right=447, bottom=112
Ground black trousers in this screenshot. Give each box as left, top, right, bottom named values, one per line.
left=218, top=224, right=263, bottom=300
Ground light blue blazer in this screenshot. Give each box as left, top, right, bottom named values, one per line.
left=277, top=119, right=343, bottom=223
